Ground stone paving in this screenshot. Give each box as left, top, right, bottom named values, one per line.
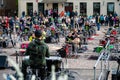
left=0, top=26, right=119, bottom=80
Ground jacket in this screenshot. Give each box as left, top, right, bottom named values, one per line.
left=25, top=38, right=50, bottom=67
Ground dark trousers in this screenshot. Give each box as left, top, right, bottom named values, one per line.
left=22, top=59, right=30, bottom=80
left=31, top=66, right=47, bottom=80
left=22, top=60, right=47, bottom=80
left=96, top=23, right=100, bottom=31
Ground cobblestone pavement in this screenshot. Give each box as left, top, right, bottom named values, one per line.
left=0, top=26, right=119, bottom=80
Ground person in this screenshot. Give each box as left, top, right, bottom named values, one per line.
left=96, top=15, right=100, bottom=31
left=71, top=29, right=80, bottom=54
left=109, top=14, right=114, bottom=27
left=22, top=30, right=50, bottom=80
left=65, top=32, right=74, bottom=43
left=66, top=31, right=80, bottom=54
left=100, top=14, right=104, bottom=26
left=29, top=32, right=35, bottom=42
left=65, top=32, right=74, bottom=55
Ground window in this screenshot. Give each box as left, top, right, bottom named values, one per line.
left=93, top=2, right=100, bottom=15
left=107, top=2, right=114, bottom=15
left=80, top=3, right=87, bottom=16
left=27, top=3, right=33, bottom=16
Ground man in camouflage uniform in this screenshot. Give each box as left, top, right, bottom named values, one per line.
left=22, top=30, right=50, bottom=80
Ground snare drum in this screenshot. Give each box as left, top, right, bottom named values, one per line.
left=4, top=37, right=8, bottom=40
left=23, top=56, right=30, bottom=61
left=46, top=56, right=62, bottom=72
left=109, top=36, right=116, bottom=44
left=21, top=41, right=30, bottom=49
left=99, top=39, right=106, bottom=46
left=111, top=29, right=117, bottom=36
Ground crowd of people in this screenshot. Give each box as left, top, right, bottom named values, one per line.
left=0, top=9, right=120, bottom=80
left=0, top=9, right=119, bottom=50
left=0, top=9, right=119, bottom=52
left=0, top=9, right=119, bottom=42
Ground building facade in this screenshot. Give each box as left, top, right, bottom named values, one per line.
left=18, top=0, right=120, bottom=17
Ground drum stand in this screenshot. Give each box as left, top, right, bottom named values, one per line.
left=15, top=41, right=23, bottom=68
left=16, top=51, right=19, bottom=64
left=116, top=57, right=120, bottom=80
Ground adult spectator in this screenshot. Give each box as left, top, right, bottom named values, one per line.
left=100, top=14, right=104, bottom=26
left=96, top=15, right=100, bottom=31
left=104, top=15, right=109, bottom=26
left=109, top=14, right=114, bottom=27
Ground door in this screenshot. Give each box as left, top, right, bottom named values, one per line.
left=107, top=2, right=114, bottom=15
left=38, top=3, right=44, bottom=14
left=53, top=3, right=58, bottom=12
left=93, top=2, right=100, bottom=15
left=80, top=3, right=87, bottom=16
left=27, top=3, right=33, bottom=16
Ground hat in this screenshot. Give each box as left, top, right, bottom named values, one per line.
left=35, top=30, right=42, bottom=38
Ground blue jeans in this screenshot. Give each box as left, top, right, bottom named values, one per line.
left=96, top=23, right=100, bottom=31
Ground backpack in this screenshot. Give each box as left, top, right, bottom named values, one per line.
left=27, top=41, right=42, bottom=60
left=100, top=16, right=104, bottom=20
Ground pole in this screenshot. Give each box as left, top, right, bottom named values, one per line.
left=16, top=51, right=19, bottom=64
left=94, top=67, right=96, bottom=80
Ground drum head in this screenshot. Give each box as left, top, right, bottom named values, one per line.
left=5, top=37, right=8, bottom=40
left=23, top=56, right=29, bottom=60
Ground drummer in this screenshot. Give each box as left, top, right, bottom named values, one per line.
left=65, top=32, right=74, bottom=43
left=65, top=30, right=80, bottom=54
left=22, top=30, right=50, bottom=80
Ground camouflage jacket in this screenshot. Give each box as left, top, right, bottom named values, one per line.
left=25, top=38, right=50, bottom=67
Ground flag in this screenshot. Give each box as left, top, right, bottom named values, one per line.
left=36, top=0, right=38, bottom=3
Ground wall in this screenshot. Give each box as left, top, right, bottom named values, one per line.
left=18, top=0, right=120, bottom=17
left=18, top=0, right=43, bottom=17
left=67, top=0, right=120, bottom=16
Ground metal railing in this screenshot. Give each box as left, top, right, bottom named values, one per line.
left=93, top=40, right=110, bottom=80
